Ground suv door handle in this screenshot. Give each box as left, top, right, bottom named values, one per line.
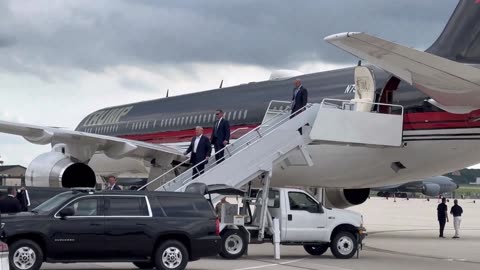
left=288, top=214, right=292, bottom=221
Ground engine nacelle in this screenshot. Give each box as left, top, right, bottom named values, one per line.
left=25, top=152, right=96, bottom=188
left=422, top=183, right=441, bottom=197
left=324, top=188, right=370, bottom=209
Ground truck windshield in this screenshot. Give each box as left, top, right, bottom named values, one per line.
left=32, top=191, right=77, bottom=214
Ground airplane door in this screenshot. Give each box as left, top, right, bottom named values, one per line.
left=353, top=66, right=376, bottom=112
left=284, top=191, right=327, bottom=242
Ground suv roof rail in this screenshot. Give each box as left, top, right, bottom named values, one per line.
left=70, top=187, right=96, bottom=193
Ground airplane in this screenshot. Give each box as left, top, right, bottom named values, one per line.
left=0, top=0, right=480, bottom=210
left=373, top=176, right=458, bottom=199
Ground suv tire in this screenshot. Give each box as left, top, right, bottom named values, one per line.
left=303, top=243, right=329, bottom=256
left=219, top=229, right=247, bottom=259
left=154, top=240, right=188, bottom=270
left=133, top=261, right=155, bottom=269
left=330, top=231, right=357, bottom=259
left=9, top=239, right=44, bottom=270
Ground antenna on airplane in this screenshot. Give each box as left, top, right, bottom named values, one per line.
left=219, top=80, right=223, bottom=89
left=166, top=89, right=169, bottom=98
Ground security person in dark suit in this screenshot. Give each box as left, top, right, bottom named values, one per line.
left=185, top=126, right=212, bottom=178
left=211, top=109, right=230, bottom=163
left=291, top=79, right=308, bottom=134
left=106, top=175, right=122, bottom=191
left=291, top=79, right=308, bottom=114
left=0, top=187, right=22, bottom=214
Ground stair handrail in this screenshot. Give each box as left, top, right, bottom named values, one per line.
left=138, top=105, right=290, bottom=191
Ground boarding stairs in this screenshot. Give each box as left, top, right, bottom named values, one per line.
left=140, top=66, right=405, bottom=193
left=142, top=101, right=317, bottom=192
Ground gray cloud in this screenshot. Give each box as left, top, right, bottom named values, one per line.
left=0, top=0, right=459, bottom=76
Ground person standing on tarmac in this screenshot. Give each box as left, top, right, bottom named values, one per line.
left=450, top=199, right=463, bottom=238
left=437, top=197, right=449, bottom=238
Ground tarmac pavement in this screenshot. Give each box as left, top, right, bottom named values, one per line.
left=41, top=197, right=480, bottom=270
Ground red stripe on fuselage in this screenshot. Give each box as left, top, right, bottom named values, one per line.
left=120, top=124, right=258, bottom=144
left=403, top=111, right=480, bottom=130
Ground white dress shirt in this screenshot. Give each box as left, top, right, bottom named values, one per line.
left=194, top=136, right=202, bottom=153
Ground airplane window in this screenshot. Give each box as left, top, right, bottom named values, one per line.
left=180, top=117, right=184, bottom=125
left=232, top=111, right=237, bottom=120
left=153, top=120, right=157, bottom=127
left=243, top=110, right=248, bottom=119
left=146, top=121, right=149, bottom=129
left=193, top=115, right=198, bottom=124
left=160, top=120, right=164, bottom=127
left=202, top=114, right=206, bottom=123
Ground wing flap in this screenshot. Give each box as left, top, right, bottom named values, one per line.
left=325, top=32, right=480, bottom=109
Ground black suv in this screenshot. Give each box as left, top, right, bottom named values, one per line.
left=0, top=189, right=221, bottom=270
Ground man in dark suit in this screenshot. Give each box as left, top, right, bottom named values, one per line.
left=106, top=175, right=122, bottom=190
left=291, top=79, right=308, bottom=134
left=16, top=187, right=30, bottom=212
left=0, top=187, right=22, bottom=214
left=211, top=109, right=230, bottom=163
left=185, top=126, right=212, bottom=178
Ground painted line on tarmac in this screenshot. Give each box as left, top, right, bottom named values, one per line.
left=232, top=258, right=307, bottom=270
left=365, top=246, right=480, bottom=265
left=234, top=257, right=353, bottom=270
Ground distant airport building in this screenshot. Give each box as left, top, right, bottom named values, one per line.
left=471, top=177, right=480, bottom=185
left=0, top=165, right=27, bottom=186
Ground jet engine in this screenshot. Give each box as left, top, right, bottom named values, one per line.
left=324, top=188, right=370, bottom=209
left=24, top=152, right=96, bottom=188
left=422, top=183, right=441, bottom=197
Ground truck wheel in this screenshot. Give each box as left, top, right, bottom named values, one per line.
left=219, top=230, right=247, bottom=259
left=330, top=231, right=357, bottom=259
left=154, top=240, right=189, bottom=270
left=303, top=244, right=329, bottom=256
left=133, top=261, right=155, bottom=269
left=9, top=239, right=44, bottom=270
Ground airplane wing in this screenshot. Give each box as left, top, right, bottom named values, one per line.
left=325, top=32, right=480, bottom=113
left=0, top=119, right=184, bottom=163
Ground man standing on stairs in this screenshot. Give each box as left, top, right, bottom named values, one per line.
left=291, top=79, right=308, bottom=134
left=211, top=109, right=230, bottom=163
left=185, top=126, right=212, bottom=178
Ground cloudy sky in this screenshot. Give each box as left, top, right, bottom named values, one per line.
left=0, top=0, right=460, bottom=166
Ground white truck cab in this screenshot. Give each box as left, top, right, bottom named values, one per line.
left=218, top=187, right=366, bottom=260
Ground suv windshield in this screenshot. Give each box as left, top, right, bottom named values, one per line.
left=32, top=191, right=77, bottom=213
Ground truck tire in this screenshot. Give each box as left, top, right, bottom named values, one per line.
left=133, top=261, right=155, bottom=269
left=154, top=240, right=189, bottom=270
left=303, top=244, right=329, bottom=256
left=219, top=230, right=247, bottom=259
left=9, top=239, right=44, bottom=270
left=330, top=231, right=357, bottom=259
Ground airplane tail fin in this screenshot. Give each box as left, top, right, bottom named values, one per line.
left=426, top=0, right=480, bottom=63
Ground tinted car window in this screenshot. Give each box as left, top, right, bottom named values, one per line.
left=158, top=196, right=213, bottom=218
left=33, top=191, right=77, bottom=213
left=65, top=198, right=99, bottom=216
left=105, top=196, right=149, bottom=216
